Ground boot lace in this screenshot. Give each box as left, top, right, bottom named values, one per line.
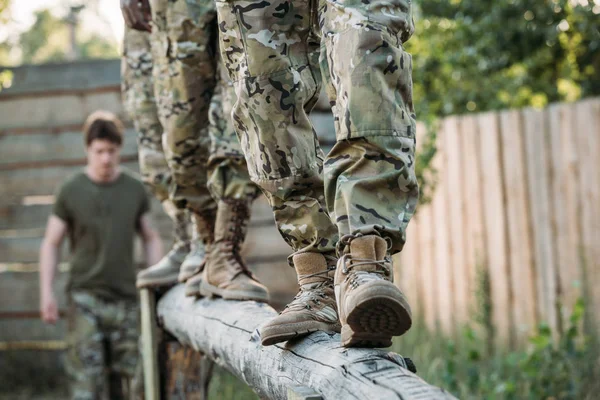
left=282, top=269, right=335, bottom=314
left=225, top=199, right=254, bottom=280
left=339, top=254, right=391, bottom=289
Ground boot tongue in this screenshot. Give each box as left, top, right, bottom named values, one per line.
left=293, top=253, right=329, bottom=285
left=349, top=235, right=388, bottom=271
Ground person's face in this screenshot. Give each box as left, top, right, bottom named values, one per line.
left=86, top=139, right=121, bottom=178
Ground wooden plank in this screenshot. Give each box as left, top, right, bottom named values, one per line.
left=0, top=59, right=121, bottom=98
left=0, top=319, right=67, bottom=342
left=431, top=122, right=454, bottom=335
left=140, top=288, right=161, bottom=400
left=0, top=128, right=138, bottom=166
left=0, top=270, right=68, bottom=314
left=522, top=107, right=559, bottom=334
left=498, top=110, right=537, bottom=343
left=477, top=112, right=513, bottom=347
left=417, top=204, right=437, bottom=331
left=548, top=103, right=582, bottom=325
left=0, top=91, right=125, bottom=130
left=0, top=161, right=140, bottom=202
left=158, top=286, right=456, bottom=400
left=395, top=219, right=420, bottom=317
left=443, top=116, right=469, bottom=329
left=573, top=99, right=600, bottom=328
left=458, top=115, right=487, bottom=317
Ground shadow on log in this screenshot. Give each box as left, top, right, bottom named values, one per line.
left=157, top=286, right=456, bottom=400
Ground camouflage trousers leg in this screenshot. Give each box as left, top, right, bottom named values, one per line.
left=65, top=292, right=139, bottom=400
left=216, top=0, right=419, bottom=255
left=206, top=62, right=260, bottom=201
left=216, top=0, right=338, bottom=257
left=150, top=0, right=218, bottom=214
left=121, top=26, right=192, bottom=246
left=318, top=0, right=419, bottom=253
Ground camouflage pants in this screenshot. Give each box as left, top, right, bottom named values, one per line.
left=65, top=292, right=139, bottom=400
left=150, top=0, right=258, bottom=212
left=122, top=27, right=192, bottom=247
left=216, top=0, right=419, bottom=256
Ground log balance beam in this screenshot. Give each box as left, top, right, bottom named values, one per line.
left=141, top=286, right=457, bottom=400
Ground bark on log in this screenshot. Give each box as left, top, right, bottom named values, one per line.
left=157, top=286, right=456, bottom=400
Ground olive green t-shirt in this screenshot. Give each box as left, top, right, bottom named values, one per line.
left=53, top=170, right=150, bottom=301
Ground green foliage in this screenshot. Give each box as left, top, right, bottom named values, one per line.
left=410, top=0, right=599, bottom=205
left=406, top=0, right=599, bottom=119
left=394, top=299, right=599, bottom=400
left=16, top=8, right=118, bottom=65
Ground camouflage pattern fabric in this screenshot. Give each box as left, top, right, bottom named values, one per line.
left=216, top=0, right=419, bottom=255
left=65, top=291, right=139, bottom=400
left=148, top=0, right=257, bottom=211
left=207, top=63, right=260, bottom=201
left=122, top=26, right=192, bottom=246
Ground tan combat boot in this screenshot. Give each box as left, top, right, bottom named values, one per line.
left=199, top=198, right=269, bottom=302
left=260, top=252, right=340, bottom=346
left=335, top=235, right=412, bottom=348
left=182, top=208, right=216, bottom=297
left=137, top=204, right=190, bottom=288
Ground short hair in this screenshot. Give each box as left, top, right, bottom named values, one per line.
left=83, top=111, right=124, bottom=147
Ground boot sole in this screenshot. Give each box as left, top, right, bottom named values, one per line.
left=136, top=273, right=180, bottom=289
left=199, top=280, right=270, bottom=303
left=341, top=285, right=412, bottom=348
left=260, top=321, right=341, bottom=346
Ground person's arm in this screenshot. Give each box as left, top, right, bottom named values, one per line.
left=39, top=215, right=68, bottom=324
left=139, top=214, right=163, bottom=267
left=121, top=0, right=152, bottom=32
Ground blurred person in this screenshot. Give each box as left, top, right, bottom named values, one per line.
left=39, top=111, right=163, bottom=400
left=213, top=0, right=419, bottom=348
left=120, top=0, right=269, bottom=302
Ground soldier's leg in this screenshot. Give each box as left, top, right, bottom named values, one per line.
left=215, top=0, right=339, bottom=344
left=121, top=26, right=198, bottom=288
left=216, top=0, right=338, bottom=258
left=199, top=62, right=269, bottom=302
left=151, top=0, right=217, bottom=216
left=65, top=293, right=107, bottom=400
left=106, top=299, right=140, bottom=400
left=319, top=0, right=418, bottom=347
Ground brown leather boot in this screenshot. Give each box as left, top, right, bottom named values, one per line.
left=335, top=235, right=412, bottom=348
left=259, top=252, right=340, bottom=346
left=199, top=198, right=269, bottom=302
left=182, top=208, right=216, bottom=297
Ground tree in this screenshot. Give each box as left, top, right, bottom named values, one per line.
left=18, top=7, right=118, bottom=65
left=406, top=0, right=600, bottom=119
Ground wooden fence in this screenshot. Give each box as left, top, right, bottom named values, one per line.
left=396, top=98, right=600, bottom=347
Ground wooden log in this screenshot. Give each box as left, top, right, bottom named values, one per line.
left=157, top=286, right=456, bottom=400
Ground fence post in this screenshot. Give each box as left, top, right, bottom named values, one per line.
left=140, top=288, right=161, bottom=400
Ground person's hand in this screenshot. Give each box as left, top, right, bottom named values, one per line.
left=121, top=0, right=152, bottom=32
left=41, top=292, right=59, bottom=324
